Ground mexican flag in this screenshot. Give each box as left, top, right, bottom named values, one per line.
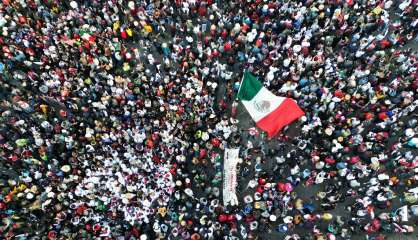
left=237, top=71, right=304, bottom=137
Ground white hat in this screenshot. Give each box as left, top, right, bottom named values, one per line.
left=47, top=191, right=55, bottom=198
left=283, top=58, right=291, bottom=67
left=254, top=192, right=262, bottom=201
left=315, top=174, right=325, bottom=184
left=378, top=173, right=389, bottom=181
left=325, top=128, right=333, bottom=136
left=350, top=180, right=361, bottom=188
left=283, top=216, right=293, bottom=223
left=357, top=210, right=367, bottom=217
left=370, top=178, right=378, bottom=185
left=184, top=188, right=193, bottom=197
left=346, top=173, right=355, bottom=181
left=70, top=1, right=78, bottom=8
left=338, top=168, right=348, bottom=177
left=406, top=128, right=414, bottom=138
left=26, top=192, right=34, bottom=200
left=315, top=161, right=325, bottom=169
left=61, top=165, right=71, bottom=173
left=128, top=1, right=135, bottom=10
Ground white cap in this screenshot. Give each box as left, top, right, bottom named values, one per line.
left=254, top=192, right=262, bottom=201
left=283, top=216, right=293, bottom=223
left=248, top=180, right=257, bottom=188
left=283, top=58, right=291, bottom=67
left=61, top=165, right=71, bottom=173
left=378, top=173, right=389, bottom=181
left=47, top=191, right=55, bottom=198
left=406, top=128, right=414, bottom=138
left=184, top=188, right=193, bottom=197
left=315, top=161, right=325, bottom=169
left=26, top=192, right=34, bottom=200
left=370, top=178, right=378, bottom=185
left=350, top=180, right=361, bottom=188
left=128, top=1, right=135, bottom=10
left=70, top=1, right=78, bottom=8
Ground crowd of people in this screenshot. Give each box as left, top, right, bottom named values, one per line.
left=0, top=0, right=417, bottom=239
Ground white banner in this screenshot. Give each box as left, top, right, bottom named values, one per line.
left=223, top=148, right=240, bottom=206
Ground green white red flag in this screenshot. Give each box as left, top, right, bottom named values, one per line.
left=237, top=71, right=304, bottom=137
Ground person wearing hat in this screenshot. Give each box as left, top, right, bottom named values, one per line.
left=1, top=0, right=418, bottom=238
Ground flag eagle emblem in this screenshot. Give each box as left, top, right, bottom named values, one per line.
left=254, top=100, right=271, bottom=113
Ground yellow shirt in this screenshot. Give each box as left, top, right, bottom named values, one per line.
left=113, top=21, right=120, bottom=31
left=126, top=28, right=133, bottom=37
left=144, top=25, right=153, bottom=33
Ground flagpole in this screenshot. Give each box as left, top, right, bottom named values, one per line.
left=236, top=70, right=245, bottom=100
left=232, top=71, right=245, bottom=120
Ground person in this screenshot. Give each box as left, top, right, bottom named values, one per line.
left=0, top=0, right=416, bottom=239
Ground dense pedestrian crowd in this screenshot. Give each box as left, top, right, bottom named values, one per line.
left=0, top=0, right=417, bottom=239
